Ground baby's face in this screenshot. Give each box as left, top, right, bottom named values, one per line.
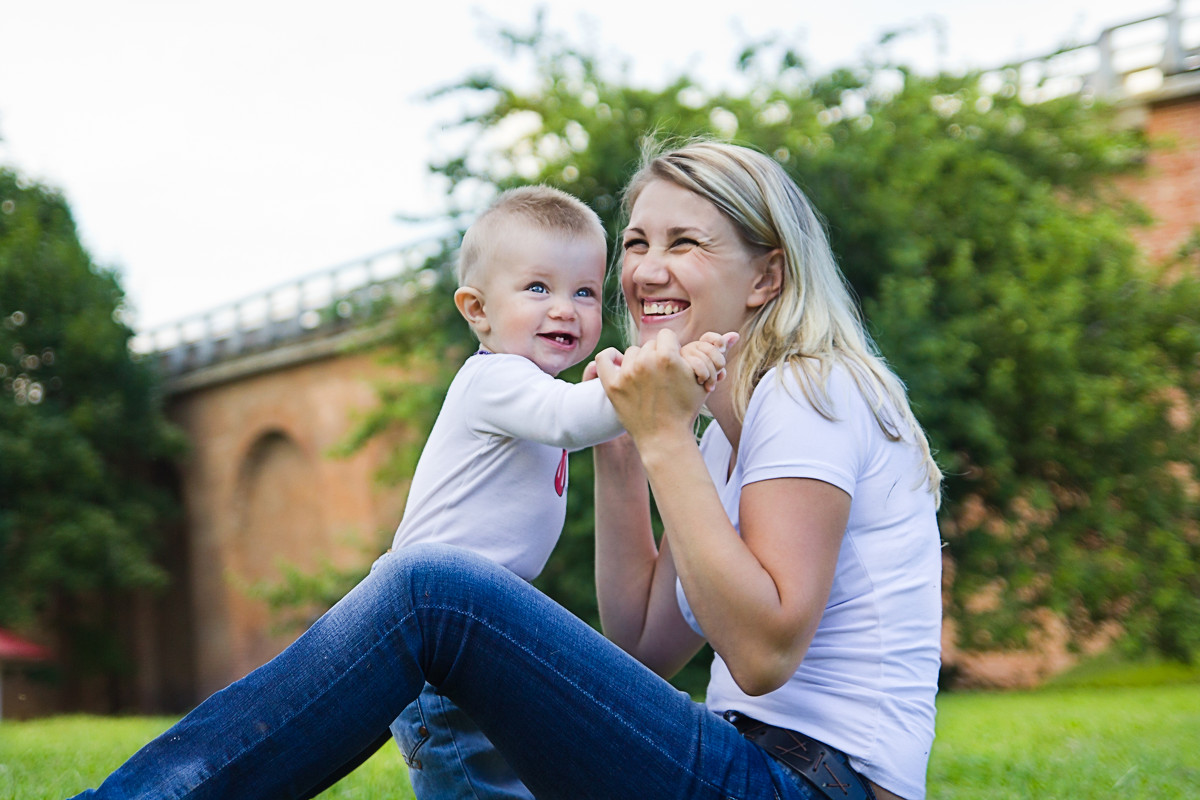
left=473, top=226, right=606, bottom=376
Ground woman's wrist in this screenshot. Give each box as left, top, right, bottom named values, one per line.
left=632, top=425, right=699, bottom=475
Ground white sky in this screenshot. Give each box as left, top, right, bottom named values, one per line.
left=0, top=0, right=1178, bottom=331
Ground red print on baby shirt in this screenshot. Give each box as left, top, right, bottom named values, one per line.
left=555, top=449, right=567, bottom=496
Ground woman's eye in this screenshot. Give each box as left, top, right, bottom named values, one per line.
left=671, top=238, right=698, bottom=249
left=622, top=238, right=647, bottom=252
left=527, top=283, right=549, bottom=294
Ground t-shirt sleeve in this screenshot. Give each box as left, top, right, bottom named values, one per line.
left=738, top=370, right=861, bottom=498
left=466, top=355, right=625, bottom=450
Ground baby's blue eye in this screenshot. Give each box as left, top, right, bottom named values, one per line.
left=575, top=287, right=596, bottom=298
left=527, top=283, right=549, bottom=294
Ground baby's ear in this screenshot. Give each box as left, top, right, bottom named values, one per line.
left=454, top=286, right=490, bottom=334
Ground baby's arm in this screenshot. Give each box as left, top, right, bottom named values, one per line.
left=680, top=331, right=739, bottom=392
left=470, top=357, right=625, bottom=450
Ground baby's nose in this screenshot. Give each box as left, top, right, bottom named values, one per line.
left=549, top=296, right=577, bottom=318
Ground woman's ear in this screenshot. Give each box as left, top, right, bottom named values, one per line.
left=454, top=286, right=490, bottom=334
left=747, top=248, right=784, bottom=309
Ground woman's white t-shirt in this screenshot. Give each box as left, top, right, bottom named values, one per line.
left=676, top=364, right=942, bottom=800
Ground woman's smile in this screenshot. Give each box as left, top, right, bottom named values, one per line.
left=622, top=179, right=775, bottom=346
left=640, top=299, right=690, bottom=318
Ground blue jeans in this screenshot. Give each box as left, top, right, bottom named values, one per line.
left=69, top=543, right=819, bottom=800
left=392, top=684, right=533, bottom=799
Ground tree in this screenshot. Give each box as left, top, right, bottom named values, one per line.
left=0, top=167, right=184, bottom=696
left=332, top=18, right=1199, bottom=681
left=791, top=71, right=1200, bottom=661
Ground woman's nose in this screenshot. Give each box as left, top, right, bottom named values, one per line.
left=628, top=251, right=669, bottom=287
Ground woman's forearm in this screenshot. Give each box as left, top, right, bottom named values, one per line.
left=593, top=332, right=813, bottom=685
left=593, top=437, right=708, bottom=678
left=592, top=436, right=656, bottom=649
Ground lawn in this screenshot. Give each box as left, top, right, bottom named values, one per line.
left=3, top=674, right=1198, bottom=799
left=928, top=682, right=1199, bottom=798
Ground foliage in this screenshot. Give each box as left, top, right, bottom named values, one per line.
left=325, top=17, right=1200, bottom=678
left=788, top=71, right=1200, bottom=662
left=1045, top=648, right=1200, bottom=690
left=0, top=168, right=184, bottom=681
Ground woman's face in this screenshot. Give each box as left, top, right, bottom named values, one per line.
left=621, top=179, right=778, bottom=346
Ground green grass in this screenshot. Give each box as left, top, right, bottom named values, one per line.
left=0, top=715, right=413, bottom=799
left=928, top=682, right=1200, bottom=798
left=3, top=679, right=1198, bottom=799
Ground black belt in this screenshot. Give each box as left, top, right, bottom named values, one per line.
left=724, top=711, right=876, bottom=800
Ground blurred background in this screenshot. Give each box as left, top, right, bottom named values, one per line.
left=0, top=0, right=1170, bottom=330
left=1, top=0, right=1198, bottom=727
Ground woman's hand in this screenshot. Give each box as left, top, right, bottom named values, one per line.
left=595, top=329, right=713, bottom=447
left=590, top=332, right=736, bottom=394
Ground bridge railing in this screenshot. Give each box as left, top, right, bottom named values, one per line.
left=132, top=237, right=448, bottom=377
left=988, top=0, right=1200, bottom=104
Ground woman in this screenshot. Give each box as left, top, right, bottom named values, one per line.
left=69, top=140, right=942, bottom=800
left=593, top=141, right=942, bottom=800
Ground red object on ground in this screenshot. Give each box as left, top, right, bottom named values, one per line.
left=0, top=628, right=52, bottom=662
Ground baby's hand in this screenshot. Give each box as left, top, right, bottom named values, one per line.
left=681, top=332, right=739, bottom=392
left=582, top=348, right=622, bottom=382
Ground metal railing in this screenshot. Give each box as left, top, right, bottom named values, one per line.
left=132, top=238, right=447, bottom=377
left=989, top=0, right=1200, bottom=103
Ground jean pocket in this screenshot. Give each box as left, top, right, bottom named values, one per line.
left=391, top=697, right=431, bottom=770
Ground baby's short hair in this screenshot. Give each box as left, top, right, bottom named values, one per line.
left=456, top=185, right=605, bottom=285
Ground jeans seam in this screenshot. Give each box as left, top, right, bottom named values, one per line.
left=175, top=611, right=423, bottom=797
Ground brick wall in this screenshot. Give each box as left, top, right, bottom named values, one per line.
left=168, top=345, right=409, bottom=699
left=1119, top=91, right=1200, bottom=266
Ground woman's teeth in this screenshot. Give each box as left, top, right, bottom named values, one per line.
left=643, top=301, right=686, bottom=316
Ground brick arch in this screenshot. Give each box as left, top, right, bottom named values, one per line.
left=169, top=347, right=408, bottom=699
left=222, top=428, right=328, bottom=679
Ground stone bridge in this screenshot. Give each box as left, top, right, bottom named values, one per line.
left=134, top=245, right=444, bottom=705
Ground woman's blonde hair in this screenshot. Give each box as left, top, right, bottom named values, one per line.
left=621, top=138, right=942, bottom=503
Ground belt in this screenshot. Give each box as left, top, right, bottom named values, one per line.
left=724, top=711, right=876, bottom=800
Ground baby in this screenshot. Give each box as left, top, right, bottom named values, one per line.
left=386, top=184, right=730, bottom=799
